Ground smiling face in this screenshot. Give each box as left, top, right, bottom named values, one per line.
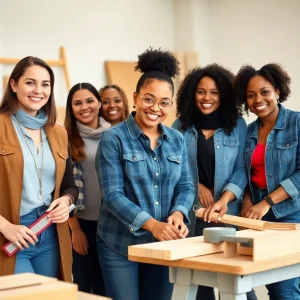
left=133, top=79, right=172, bottom=131
left=100, top=88, right=126, bottom=125
left=195, top=76, right=220, bottom=114
left=246, top=75, right=279, bottom=119
left=10, top=65, right=51, bottom=116
left=71, top=89, right=101, bottom=129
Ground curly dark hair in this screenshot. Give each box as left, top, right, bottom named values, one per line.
left=176, top=64, right=242, bottom=134
left=135, top=47, right=180, bottom=94
left=233, top=63, right=291, bottom=113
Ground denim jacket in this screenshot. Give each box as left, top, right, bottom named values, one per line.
left=172, top=116, right=247, bottom=234
left=96, top=113, right=194, bottom=256
left=245, top=104, right=300, bottom=219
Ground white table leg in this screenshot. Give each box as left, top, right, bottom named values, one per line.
left=169, top=267, right=197, bottom=300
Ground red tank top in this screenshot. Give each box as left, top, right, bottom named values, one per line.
left=251, top=144, right=267, bottom=189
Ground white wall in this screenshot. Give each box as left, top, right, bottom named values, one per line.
left=208, top=0, right=300, bottom=122
left=0, top=0, right=174, bottom=104
left=1, top=0, right=300, bottom=120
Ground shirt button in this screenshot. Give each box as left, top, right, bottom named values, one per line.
left=132, top=156, right=137, bottom=161
left=155, top=201, right=159, bottom=205
left=155, top=172, right=159, bottom=177
left=267, top=148, right=271, bottom=151
left=154, top=185, right=158, bottom=189
left=286, top=144, right=290, bottom=147
left=1, top=149, right=5, bottom=154
left=154, top=157, right=157, bottom=161
left=216, top=146, right=220, bottom=149
left=129, top=227, right=134, bottom=233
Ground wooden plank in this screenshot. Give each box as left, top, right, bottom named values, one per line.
left=129, top=251, right=300, bottom=275
left=0, top=273, right=57, bottom=291
left=0, top=281, right=77, bottom=300
left=224, top=242, right=237, bottom=258
left=196, top=208, right=300, bottom=230
left=253, top=230, right=300, bottom=261
left=128, top=236, right=224, bottom=260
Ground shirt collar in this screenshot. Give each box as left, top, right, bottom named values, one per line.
left=126, top=112, right=171, bottom=142
left=250, top=104, right=287, bottom=138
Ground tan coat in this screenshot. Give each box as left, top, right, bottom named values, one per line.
left=0, top=114, right=72, bottom=281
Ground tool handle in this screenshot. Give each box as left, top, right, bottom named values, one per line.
left=195, top=208, right=265, bottom=230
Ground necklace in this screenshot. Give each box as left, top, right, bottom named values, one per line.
left=15, top=117, right=44, bottom=203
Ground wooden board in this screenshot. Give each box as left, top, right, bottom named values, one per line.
left=0, top=273, right=57, bottom=291
left=196, top=208, right=300, bottom=230
left=0, top=281, right=77, bottom=300
left=128, top=229, right=300, bottom=262
left=129, top=251, right=300, bottom=275
left=128, top=236, right=224, bottom=260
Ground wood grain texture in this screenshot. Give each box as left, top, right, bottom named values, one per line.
left=128, top=236, right=224, bottom=260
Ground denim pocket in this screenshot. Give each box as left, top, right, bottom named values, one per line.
left=123, top=152, right=146, bottom=180
left=223, top=140, right=239, bottom=161
left=166, top=154, right=182, bottom=179
left=276, top=140, right=298, bottom=164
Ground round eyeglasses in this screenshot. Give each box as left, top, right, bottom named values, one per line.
left=137, top=94, right=173, bottom=110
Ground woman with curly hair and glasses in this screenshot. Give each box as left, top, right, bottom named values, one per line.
left=95, top=48, right=194, bottom=300
left=173, top=64, right=257, bottom=300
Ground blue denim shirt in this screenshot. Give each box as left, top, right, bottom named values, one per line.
left=96, top=113, right=194, bottom=256
left=245, top=104, right=300, bottom=219
left=172, top=116, right=247, bottom=234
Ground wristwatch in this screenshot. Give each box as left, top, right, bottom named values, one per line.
left=264, top=195, right=275, bottom=207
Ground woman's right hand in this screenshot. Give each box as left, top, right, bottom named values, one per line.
left=198, top=183, right=214, bottom=208
left=72, top=228, right=89, bottom=255
left=150, top=221, right=183, bottom=241
left=1, top=220, right=38, bottom=250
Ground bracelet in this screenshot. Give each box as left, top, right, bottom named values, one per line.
left=264, top=195, right=275, bottom=207
left=64, top=195, right=73, bottom=206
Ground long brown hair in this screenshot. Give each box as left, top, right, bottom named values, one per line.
left=65, top=83, right=101, bottom=162
left=0, top=56, right=56, bottom=125
left=99, top=85, right=130, bottom=121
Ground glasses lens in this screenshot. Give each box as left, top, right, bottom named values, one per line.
left=159, top=101, right=171, bottom=110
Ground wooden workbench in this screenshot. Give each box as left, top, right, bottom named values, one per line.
left=129, top=245, right=300, bottom=299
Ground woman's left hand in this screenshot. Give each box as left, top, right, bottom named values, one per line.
left=167, top=211, right=189, bottom=238
left=46, top=196, right=70, bottom=223
left=246, top=201, right=270, bottom=220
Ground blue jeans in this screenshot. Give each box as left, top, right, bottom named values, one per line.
left=252, top=186, right=300, bottom=300
left=14, top=206, right=60, bottom=278
left=73, top=219, right=105, bottom=295
left=96, top=236, right=173, bottom=300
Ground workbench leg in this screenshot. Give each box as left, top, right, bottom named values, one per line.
left=169, top=267, right=198, bottom=300
left=217, top=273, right=252, bottom=300
left=219, top=292, right=247, bottom=300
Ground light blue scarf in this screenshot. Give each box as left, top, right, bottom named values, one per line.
left=15, top=109, right=48, bottom=129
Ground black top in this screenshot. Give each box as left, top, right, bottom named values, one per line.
left=196, top=129, right=215, bottom=188
left=59, top=147, right=79, bottom=203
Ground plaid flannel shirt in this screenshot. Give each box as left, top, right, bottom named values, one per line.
left=95, top=113, right=194, bottom=256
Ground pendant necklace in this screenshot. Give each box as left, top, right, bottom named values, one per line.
left=15, top=117, right=44, bottom=203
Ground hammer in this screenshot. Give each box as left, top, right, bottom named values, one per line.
left=203, top=227, right=253, bottom=258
